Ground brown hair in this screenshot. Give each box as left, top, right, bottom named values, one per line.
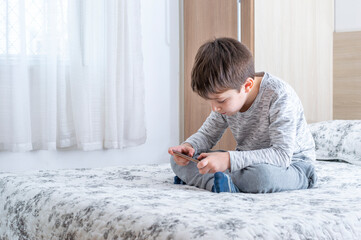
left=191, top=37, right=255, bottom=99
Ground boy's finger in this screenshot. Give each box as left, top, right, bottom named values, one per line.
left=169, top=147, right=178, bottom=155
left=190, top=148, right=195, bottom=157
left=179, top=159, right=190, bottom=166
left=197, top=159, right=208, bottom=169
left=199, top=165, right=210, bottom=175
left=174, top=156, right=189, bottom=165
left=185, top=148, right=193, bottom=157
left=183, top=147, right=193, bottom=156
left=197, top=153, right=208, bottom=160
left=168, top=148, right=173, bottom=155
left=169, top=146, right=183, bottom=155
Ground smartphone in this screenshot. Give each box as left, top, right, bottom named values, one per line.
left=173, top=150, right=200, bottom=164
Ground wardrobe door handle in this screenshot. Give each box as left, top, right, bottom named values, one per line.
left=237, top=0, right=242, bottom=42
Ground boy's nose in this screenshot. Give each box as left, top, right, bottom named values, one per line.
left=212, top=105, right=221, bottom=112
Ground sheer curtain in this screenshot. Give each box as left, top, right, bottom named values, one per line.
left=0, top=0, right=146, bottom=151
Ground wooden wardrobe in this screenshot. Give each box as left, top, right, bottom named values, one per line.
left=182, top=0, right=334, bottom=149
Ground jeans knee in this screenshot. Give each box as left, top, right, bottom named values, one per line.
left=308, top=169, right=317, bottom=188
left=304, top=162, right=317, bottom=188
left=235, top=165, right=274, bottom=193
left=294, top=161, right=317, bottom=188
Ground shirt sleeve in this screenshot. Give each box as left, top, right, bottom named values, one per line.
left=228, top=90, right=299, bottom=172
left=184, top=111, right=228, bottom=154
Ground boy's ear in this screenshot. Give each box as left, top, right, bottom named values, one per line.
left=243, top=77, right=254, bottom=93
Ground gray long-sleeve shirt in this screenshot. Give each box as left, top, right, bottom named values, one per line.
left=185, top=72, right=315, bottom=172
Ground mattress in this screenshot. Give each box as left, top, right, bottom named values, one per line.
left=1, top=160, right=361, bottom=240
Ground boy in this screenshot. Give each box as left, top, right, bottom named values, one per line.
left=168, top=37, right=317, bottom=193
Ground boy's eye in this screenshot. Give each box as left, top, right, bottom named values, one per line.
left=217, top=99, right=226, bottom=103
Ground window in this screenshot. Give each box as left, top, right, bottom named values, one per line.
left=0, top=0, right=68, bottom=57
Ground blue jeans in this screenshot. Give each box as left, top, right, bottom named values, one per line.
left=170, top=151, right=317, bottom=193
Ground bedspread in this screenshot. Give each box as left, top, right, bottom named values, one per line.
left=1, top=160, right=361, bottom=240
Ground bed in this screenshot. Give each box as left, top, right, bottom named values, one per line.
left=1, top=121, right=361, bottom=239
left=0, top=160, right=361, bottom=239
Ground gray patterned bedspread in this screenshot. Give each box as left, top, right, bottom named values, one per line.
left=1, top=161, right=361, bottom=240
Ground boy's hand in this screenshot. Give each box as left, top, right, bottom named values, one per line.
left=196, top=152, right=230, bottom=174
left=168, top=143, right=195, bottom=166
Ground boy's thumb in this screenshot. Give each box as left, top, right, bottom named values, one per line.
left=189, top=148, right=195, bottom=157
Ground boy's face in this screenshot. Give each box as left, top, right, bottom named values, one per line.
left=206, top=78, right=254, bottom=116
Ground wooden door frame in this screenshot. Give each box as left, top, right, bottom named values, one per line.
left=241, top=0, right=255, bottom=55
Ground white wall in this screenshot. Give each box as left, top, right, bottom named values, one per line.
left=335, top=0, right=361, bottom=32
left=0, top=0, right=180, bottom=172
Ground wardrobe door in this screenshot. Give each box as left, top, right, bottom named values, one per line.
left=254, top=0, right=334, bottom=123
left=183, top=0, right=254, bottom=150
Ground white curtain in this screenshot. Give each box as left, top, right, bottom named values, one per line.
left=0, top=0, right=146, bottom=151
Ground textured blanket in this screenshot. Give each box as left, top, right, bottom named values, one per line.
left=1, top=160, right=361, bottom=240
